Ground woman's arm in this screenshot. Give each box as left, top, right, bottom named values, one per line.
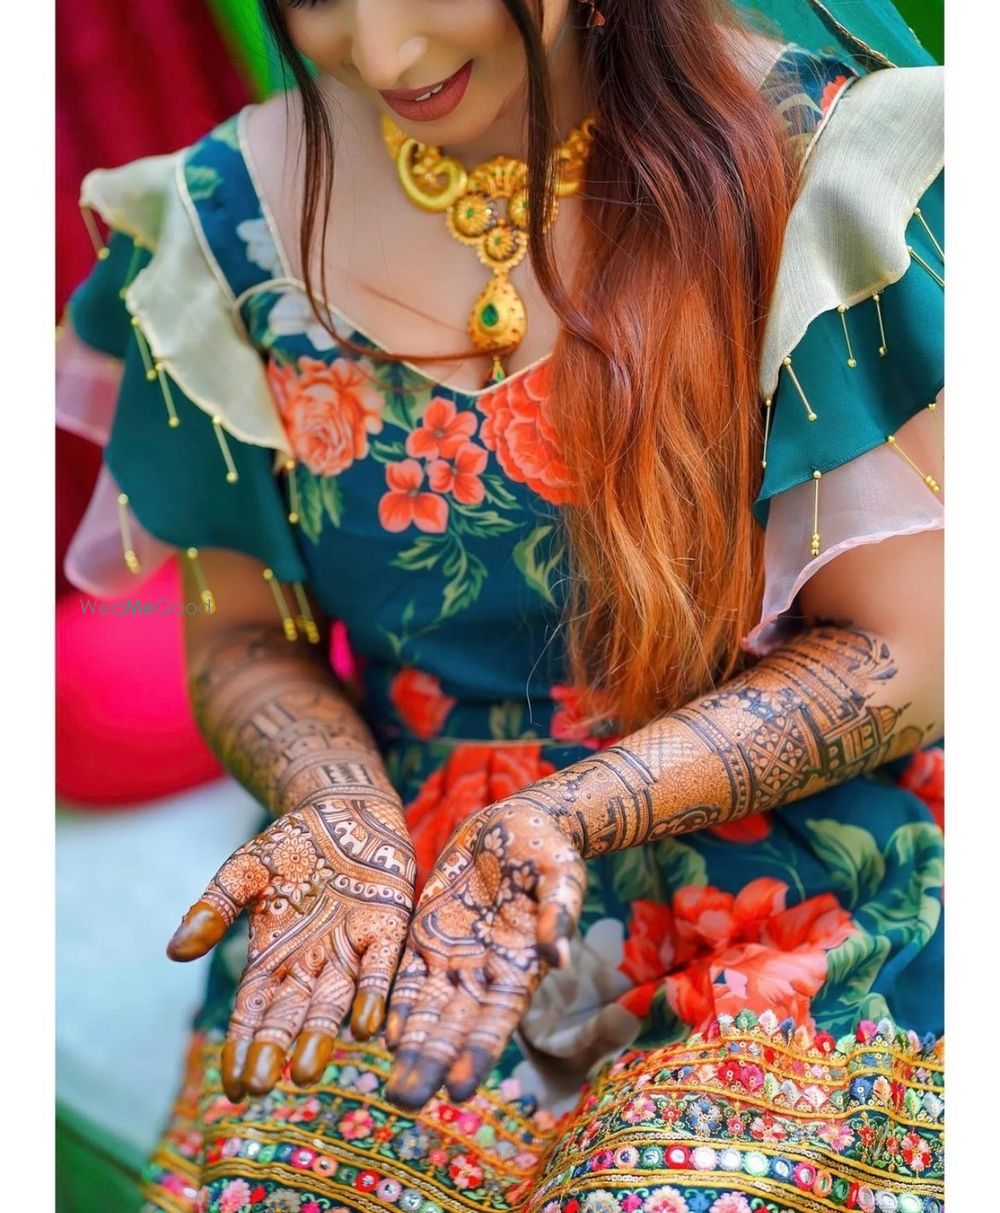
left=167, top=550, right=416, bottom=1100
left=520, top=530, right=942, bottom=856
left=178, top=548, right=396, bottom=815
left=384, top=528, right=942, bottom=1110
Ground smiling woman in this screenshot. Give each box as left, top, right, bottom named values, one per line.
left=58, top=0, right=944, bottom=1210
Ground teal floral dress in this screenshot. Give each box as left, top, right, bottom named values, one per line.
left=64, top=45, right=945, bottom=1213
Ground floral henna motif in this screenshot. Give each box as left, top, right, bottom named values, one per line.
left=385, top=804, right=586, bottom=1111
left=171, top=791, right=415, bottom=1102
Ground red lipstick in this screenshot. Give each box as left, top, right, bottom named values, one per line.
left=380, top=60, right=473, bottom=123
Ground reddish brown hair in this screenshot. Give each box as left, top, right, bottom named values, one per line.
left=261, top=0, right=796, bottom=734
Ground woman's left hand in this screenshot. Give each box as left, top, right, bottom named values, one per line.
left=383, top=798, right=587, bottom=1111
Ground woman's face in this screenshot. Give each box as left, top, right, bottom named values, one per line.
left=285, top=0, right=573, bottom=146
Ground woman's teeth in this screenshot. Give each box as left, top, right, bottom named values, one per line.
left=413, top=82, right=446, bottom=102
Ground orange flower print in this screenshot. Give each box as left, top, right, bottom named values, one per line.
left=476, top=361, right=575, bottom=505
left=267, top=355, right=383, bottom=476
left=404, top=743, right=557, bottom=889
left=708, top=814, right=773, bottom=844
left=389, top=668, right=457, bottom=740
left=618, top=878, right=857, bottom=1031
left=427, top=442, right=488, bottom=506
left=820, top=74, right=852, bottom=113
left=378, top=459, right=449, bottom=533
left=405, top=397, right=478, bottom=459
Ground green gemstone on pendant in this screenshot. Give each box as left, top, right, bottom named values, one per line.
left=481, top=303, right=499, bottom=328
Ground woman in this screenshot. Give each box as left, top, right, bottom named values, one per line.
left=59, top=0, right=944, bottom=1209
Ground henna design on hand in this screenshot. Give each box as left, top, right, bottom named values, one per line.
left=384, top=802, right=586, bottom=1112
left=384, top=628, right=928, bottom=1111
left=168, top=791, right=415, bottom=1102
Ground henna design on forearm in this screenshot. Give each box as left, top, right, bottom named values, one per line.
left=519, top=627, right=926, bottom=857
left=188, top=623, right=397, bottom=816
left=169, top=789, right=416, bottom=1101
left=169, top=624, right=418, bottom=1100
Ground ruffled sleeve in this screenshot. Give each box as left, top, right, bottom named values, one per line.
left=58, top=118, right=313, bottom=633
left=746, top=60, right=944, bottom=654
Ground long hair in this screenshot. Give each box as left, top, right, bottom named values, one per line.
left=260, top=0, right=796, bottom=735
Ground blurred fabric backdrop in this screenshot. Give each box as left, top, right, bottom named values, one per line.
left=54, top=3, right=943, bottom=1212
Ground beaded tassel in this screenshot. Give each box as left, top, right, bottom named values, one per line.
left=913, top=207, right=945, bottom=262
left=80, top=203, right=109, bottom=261
left=761, top=396, right=773, bottom=470
left=263, top=569, right=298, bottom=641
left=837, top=305, right=857, bottom=368
left=118, top=241, right=144, bottom=299
left=872, top=292, right=888, bottom=357
left=212, top=416, right=240, bottom=484
left=886, top=434, right=941, bottom=494
left=781, top=356, right=817, bottom=422
left=285, top=459, right=301, bottom=524
left=130, top=315, right=157, bottom=381
left=908, top=245, right=945, bottom=289
left=116, top=492, right=141, bottom=573
left=291, top=582, right=321, bottom=645
left=810, top=470, right=822, bottom=557
left=927, top=400, right=944, bottom=452
left=185, top=548, right=215, bottom=613
left=155, top=362, right=181, bottom=428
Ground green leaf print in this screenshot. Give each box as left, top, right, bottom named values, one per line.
left=513, top=524, right=566, bottom=606
left=185, top=164, right=222, bottom=201
left=393, top=535, right=446, bottom=572
left=885, top=821, right=944, bottom=880
left=440, top=537, right=488, bottom=619
left=450, top=504, right=519, bottom=539
left=482, top=473, right=520, bottom=510
left=612, top=837, right=707, bottom=903
left=803, top=818, right=886, bottom=909
left=370, top=439, right=409, bottom=464
left=296, top=474, right=325, bottom=545
left=487, top=701, right=539, bottom=741
left=824, top=928, right=891, bottom=1000
left=320, top=476, right=343, bottom=528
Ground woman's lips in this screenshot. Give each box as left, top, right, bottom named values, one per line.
left=379, top=60, right=474, bottom=123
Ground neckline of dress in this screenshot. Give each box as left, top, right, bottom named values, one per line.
left=234, top=104, right=554, bottom=404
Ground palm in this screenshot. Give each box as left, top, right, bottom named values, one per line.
left=384, top=800, right=586, bottom=1111
left=168, top=792, right=415, bottom=1100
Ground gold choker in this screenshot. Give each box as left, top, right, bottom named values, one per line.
left=380, top=113, right=596, bottom=386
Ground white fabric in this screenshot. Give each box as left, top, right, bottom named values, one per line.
left=759, top=65, right=944, bottom=398
left=746, top=401, right=944, bottom=654
left=80, top=152, right=292, bottom=454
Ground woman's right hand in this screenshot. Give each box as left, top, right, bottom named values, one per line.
left=166, top=790, right=416, bottom=1101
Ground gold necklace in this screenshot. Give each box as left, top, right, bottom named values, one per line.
left=380, top=112, right=596, bottom=386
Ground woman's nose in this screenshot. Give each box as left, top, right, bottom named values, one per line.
left=349, top=1, right=429, bottom=92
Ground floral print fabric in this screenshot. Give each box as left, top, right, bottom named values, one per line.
left=139, top=46, right=943, bottom=1213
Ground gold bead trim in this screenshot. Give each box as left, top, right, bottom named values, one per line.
left=291, top=581, right=321, bottom=645
left=907, top=245, right=944, bottom=290
left=886, top=434, right=941, bottom=494
left=184, top=548, right=215, bottom=613
left=285, top=459, right=300, bottom=525
left=761, top=396, right=773, bottom=470
left=836, top=304, right=857, bottom=369
left=263, top=569, right=298, bottom=641
left=116, top=492, right=141, bottom=574
left=781, top=356, right=817, bottom=422
left=810, top=469, right=822, bottom=557
left=212, top=416, right=239, bottom=484
left=872, top=292, right=888, bottom=358
left=927, top=400, right=944, bottom=453
left=913, top=207, right=945, bottom=263
left=80, top=203, right=110, bottom=261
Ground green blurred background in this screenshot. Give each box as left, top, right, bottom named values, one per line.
left=208, top=0, right=943, bottom=99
